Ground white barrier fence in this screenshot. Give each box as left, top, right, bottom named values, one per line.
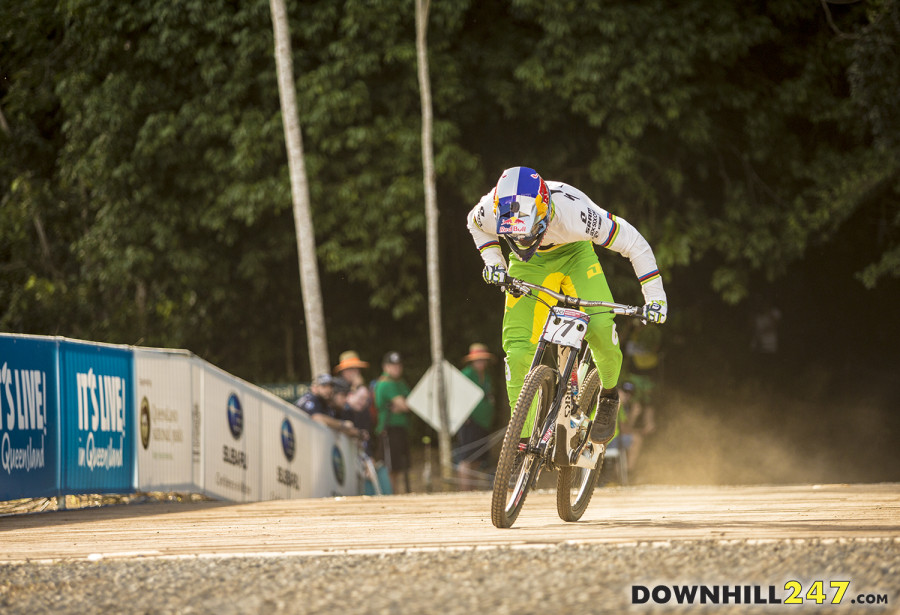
left=135, top=348, right=361, bottom=500
left=1, top=335, right=360, bottom=502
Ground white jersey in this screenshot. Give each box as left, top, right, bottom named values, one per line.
left=467, top=181, right=667, bottom=304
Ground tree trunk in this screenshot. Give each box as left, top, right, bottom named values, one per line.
left=269, top=0, right=330, bottom=379
left=0, top=103, right=10, bottom=135
left=415, top=0, right=452, bottom=488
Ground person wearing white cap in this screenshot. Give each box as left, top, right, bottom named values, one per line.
left=374, top=351, right=412, bottom=493
left=297, top=373, right=358, bottom=437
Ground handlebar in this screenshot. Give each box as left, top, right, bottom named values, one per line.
left=504, top=276, right=643, bottom=317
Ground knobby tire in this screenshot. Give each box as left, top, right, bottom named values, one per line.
left=491, top=364, right=556, bottom=528
left=556, top=368, right=605, bottom=522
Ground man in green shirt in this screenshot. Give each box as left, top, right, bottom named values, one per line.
left=374, top=351, right=412, bottom=493
left=457, top=343, right=497, bottom=490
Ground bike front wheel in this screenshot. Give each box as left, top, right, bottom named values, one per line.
left=491, top=364, right=556, bottom=528
left=557, top=367, right=604, bottom=522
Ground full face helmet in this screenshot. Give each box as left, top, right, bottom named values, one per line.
left=493, top=167, right=551, bottom=262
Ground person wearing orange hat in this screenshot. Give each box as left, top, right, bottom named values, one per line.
left=457, top=343, right=497, bottom=490
left=334, top=350, right=370, bottom=385
left=334, top=350, right=374, bottom=424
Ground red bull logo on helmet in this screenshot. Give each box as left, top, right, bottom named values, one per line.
left=498, top=217, right=529, bottom=235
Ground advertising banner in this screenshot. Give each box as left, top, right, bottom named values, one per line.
left=1, top=333, right=363, bottom=503
left=306, top=424, right=360, bottom=498
left=258, top=395, right=317, bottom=500
left=202, top=364, right=260, bottom=502
left=333, top=431, right=361, bottom=497
left=0, top=335, right=59, bottom=500
left=134, top=349, right=195, bottom=492
left=59, top=340, right=135, bottom=494
left=190, top=357, right=204, bottom=492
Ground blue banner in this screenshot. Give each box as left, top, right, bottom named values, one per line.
left=0, top=335, right=60, bottom=500
left=59, top=341, right=135, bottom=494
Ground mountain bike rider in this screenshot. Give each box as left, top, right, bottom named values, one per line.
left=467, top=166, right=668, bottom=445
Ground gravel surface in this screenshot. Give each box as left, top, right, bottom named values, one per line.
left=1, top=539, right=896, bottom=614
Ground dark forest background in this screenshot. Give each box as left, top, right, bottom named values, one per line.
left=3, top=0, right=898, bottom=483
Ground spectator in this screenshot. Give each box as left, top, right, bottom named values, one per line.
left=334, top=350, right=375, bottom=425
left=298, top=373, right=358, bottom=437
left=752, top=304, right=782, bottom=354
left=331, top=376, right=352, bottom=417
left=374, top=351, right=412, bottom=494
left=457, top=343, right=497, bottom=491
left=345, top=384, right=374, bottom=457
left=624, top=322, right=662, bottom=378
left=295, top=373, right=333, bottom=414
left=334, top=350, right=370, bottom=388
left=622, top=321, right=662, bottom=422
left=617, top=380, right=655, bottom=474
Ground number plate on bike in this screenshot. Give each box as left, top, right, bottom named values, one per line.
left=541, top=308, right=590, bottom=348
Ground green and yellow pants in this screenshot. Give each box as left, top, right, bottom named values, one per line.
left=502, top=242, right=622, bottom=421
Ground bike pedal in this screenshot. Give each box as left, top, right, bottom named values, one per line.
left=569, top=441, right=587, bottom=465
left=582, top=442, right=594, bottom=460
left=569, top=433, right=583, bottom=451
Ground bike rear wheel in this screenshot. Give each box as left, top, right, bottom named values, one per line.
left=557, top=368, right=604, bottom=522
left=491, top=364, right=556, bottom=528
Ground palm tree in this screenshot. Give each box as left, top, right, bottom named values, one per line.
left=269, top=0, right=329, bottom=378
left=416, top=0, right=452, bottom=486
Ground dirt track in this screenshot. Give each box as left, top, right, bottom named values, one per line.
left=2, top=483, right=898, bottom=562
left=2, top=484, right=898, bottom=614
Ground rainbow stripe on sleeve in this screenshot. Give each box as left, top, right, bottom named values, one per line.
left=638, top=269, right=661, bottom=285
left=478, top=240, right=500, bottom=253
left=599, top=213, right=619, bottom=248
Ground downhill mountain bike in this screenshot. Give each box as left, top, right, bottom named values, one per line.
left=490, top=276, right=643, bottom=528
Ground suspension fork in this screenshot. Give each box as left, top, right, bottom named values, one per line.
left=528, top=340, right=549, bottom=372
left=534, top=346, right=580, bottom=457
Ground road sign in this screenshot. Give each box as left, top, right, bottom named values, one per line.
left=407, top=360, right=484, bottom=436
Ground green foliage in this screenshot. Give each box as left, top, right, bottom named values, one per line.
left=1, top=0, right=897, bottom=380
left=503, top=0, right=898, bottom=302
left=847, top=0, right=900, bottom=288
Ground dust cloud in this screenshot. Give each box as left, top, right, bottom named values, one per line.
left=633, top=389, right=900, bottom=486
